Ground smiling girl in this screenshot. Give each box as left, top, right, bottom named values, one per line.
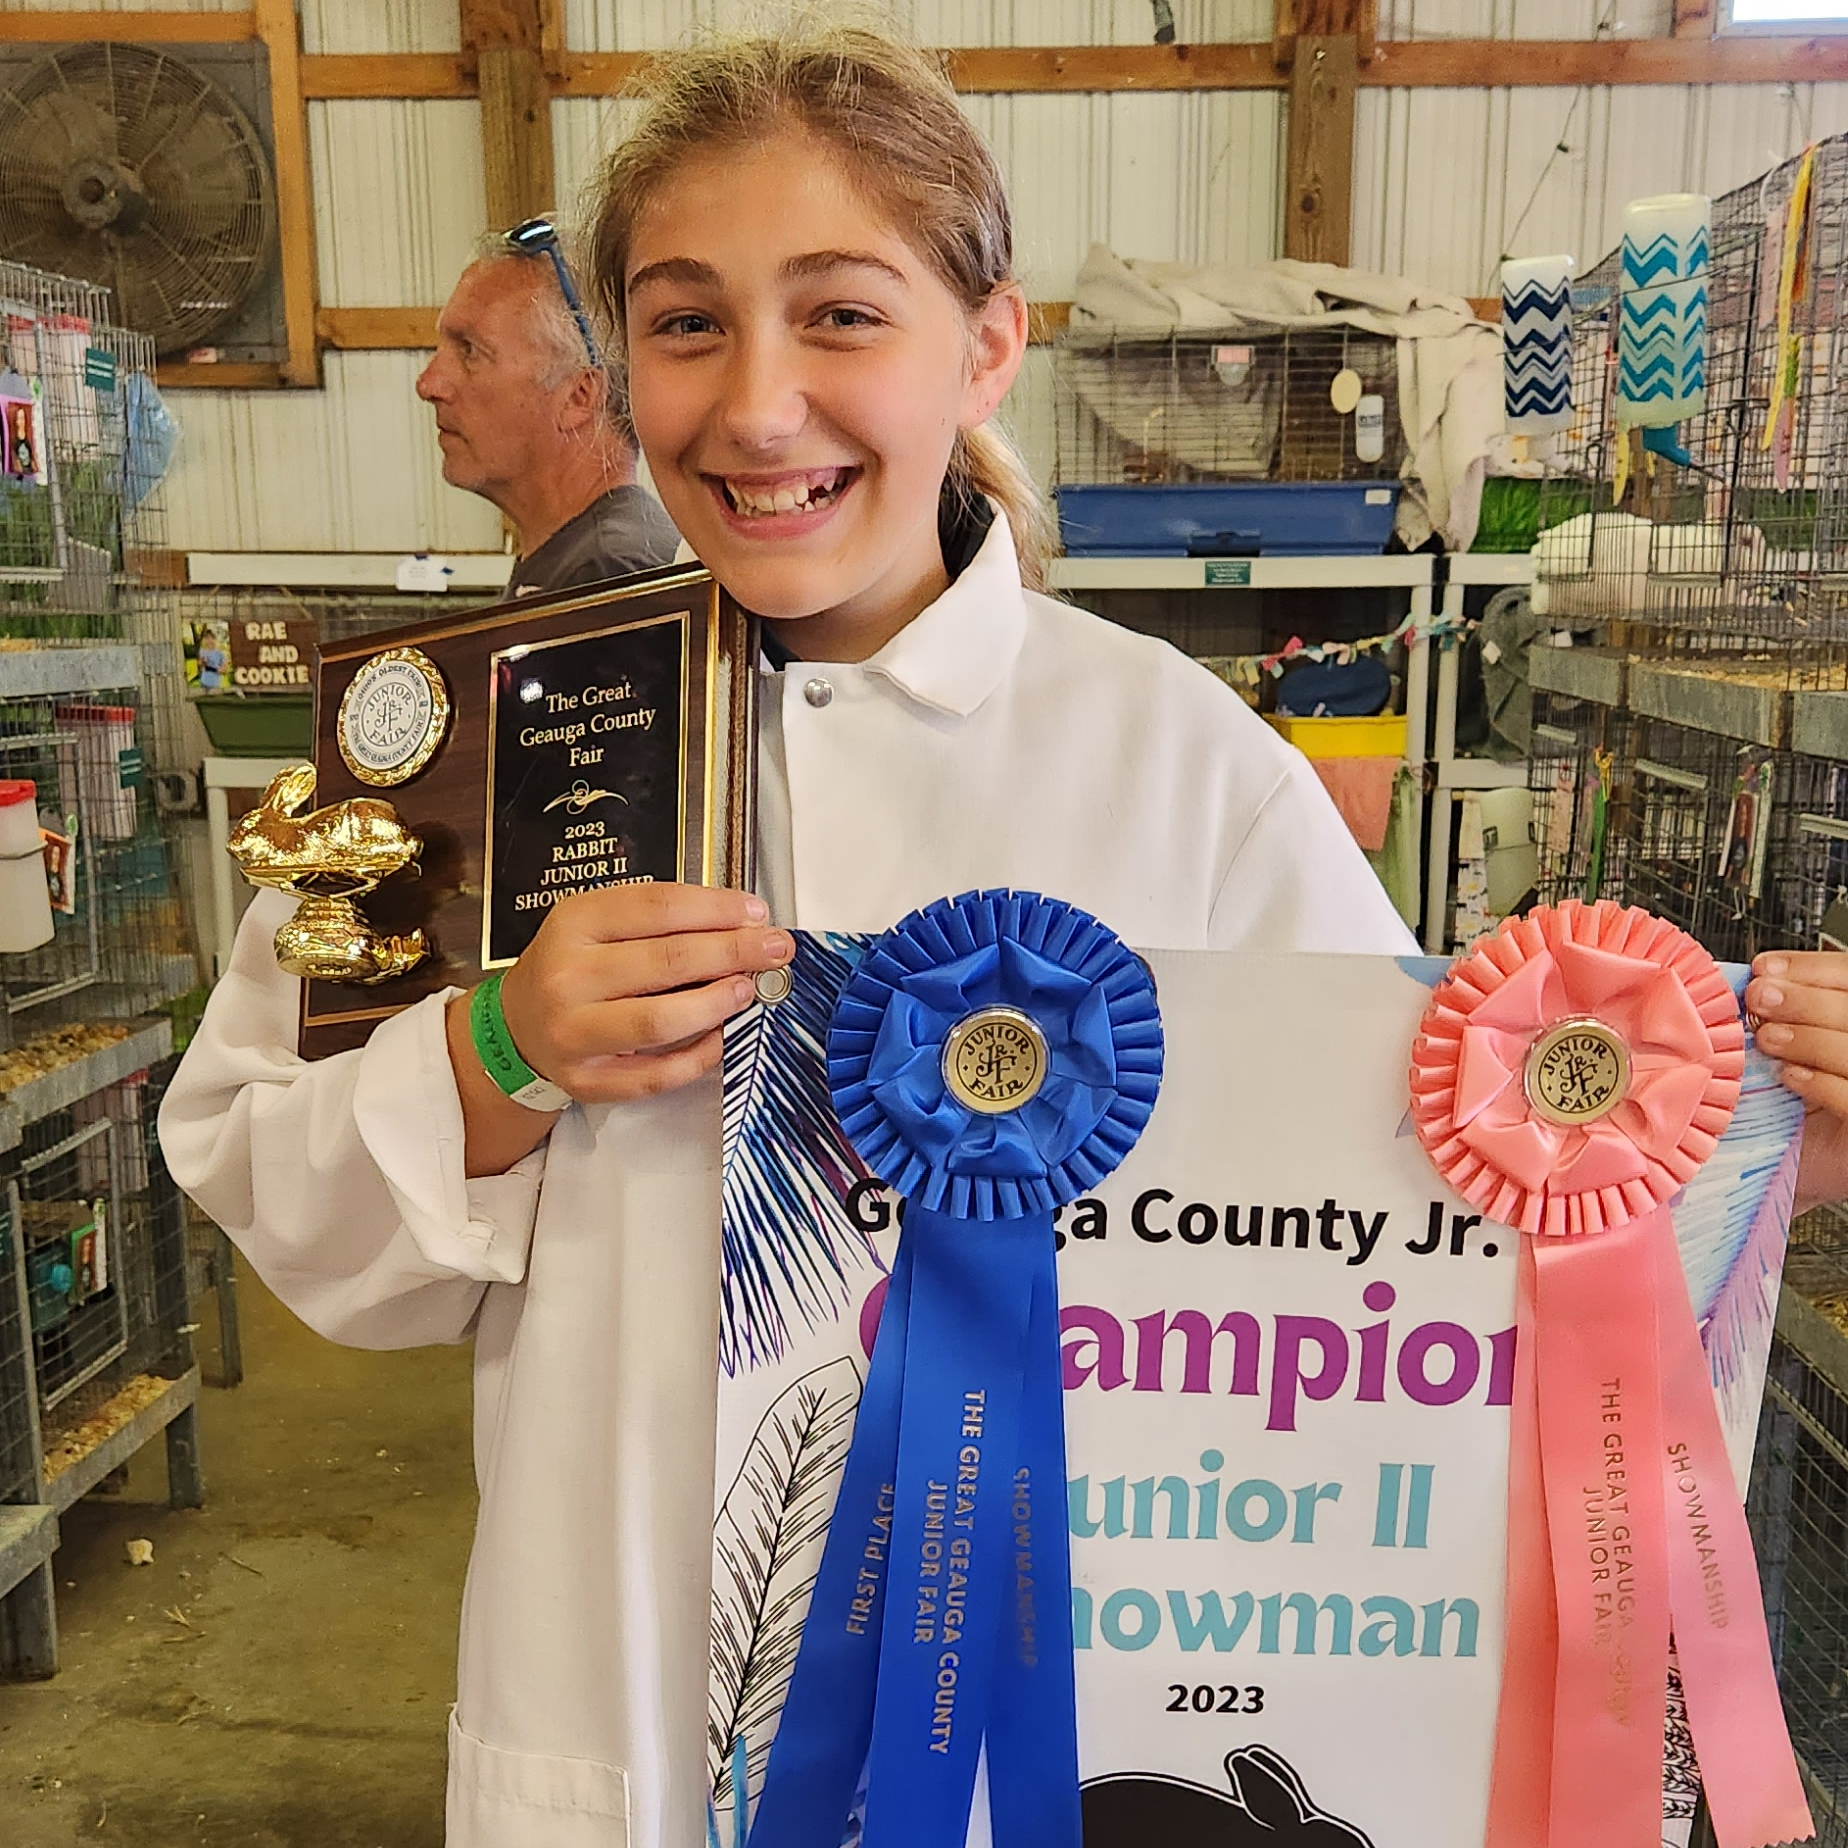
left=160, top=22, right=1848, bottom=1848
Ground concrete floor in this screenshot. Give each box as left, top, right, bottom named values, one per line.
left=0, top=1257, right=476, bottom=1846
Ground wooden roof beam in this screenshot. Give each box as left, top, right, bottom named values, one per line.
left=300, top=36, right=1848, bottom=99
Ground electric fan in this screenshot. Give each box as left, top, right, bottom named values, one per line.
left=0, top=41, right=276, bottom=356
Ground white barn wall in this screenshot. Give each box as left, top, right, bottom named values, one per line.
left=4, top=0, right=247, bottom=12
left=552, top=87, right=1283, bottom=304
left=1354, top=82, right=1848, bottom=298
left=163, top=351, right=504, bottom=551
left=301, top=0, right=461, bottom=52
left=60, top=0, right=1848, bottom=550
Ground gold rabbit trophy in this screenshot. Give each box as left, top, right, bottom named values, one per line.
left=227, top=763, right=429, bottom=984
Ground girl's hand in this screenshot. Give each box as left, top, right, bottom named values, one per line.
left=446, top=884, right=793, bottom=1175
left=1745, top=951, right=1848, bottom=1215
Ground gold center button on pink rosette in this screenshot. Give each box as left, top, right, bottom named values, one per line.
left=1409, top=899, right=1745, bottom=1239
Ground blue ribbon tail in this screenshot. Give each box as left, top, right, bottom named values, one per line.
left=734, top=1735, right=751, bottom=1848
left=985, top=1248, right=1082, bottom=1848
left=860, top=1205, right=1038, bottom=1848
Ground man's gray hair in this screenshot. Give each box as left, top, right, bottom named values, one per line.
left=472, top=230, right=628, bottom=434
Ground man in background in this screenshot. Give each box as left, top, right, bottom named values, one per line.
left=417, top=225, right=677, bottom=597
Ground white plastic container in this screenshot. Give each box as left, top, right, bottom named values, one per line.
left=55, top=702, right=139, bottom=841
left=0, top=779, right=54, bottom=952
left=1500, top=254, right=1574, bottom=436
left=1618, top=193, right=1711, bottom=428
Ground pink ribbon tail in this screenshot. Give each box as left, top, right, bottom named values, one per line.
left=1533, top=1221, right=1672, bottom=1848
left=1486, top=1238, right=1556, bottom=1848
left=1648, top=1210, right=1815, bottom=1848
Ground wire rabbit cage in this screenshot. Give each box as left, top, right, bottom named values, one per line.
left=1527, top=688, right=1629, bottom=910
left=1755, top=1202, right=1848, bottom=1848
left=0, top=258, right=192, bottom=1035
left=1521, top=135, right=1848, bottom=1841
left=1530, top=136, right=1848, bottom=950
left=1, top=259, right=202, bottom=1677
left=1049, top=324, right=1406, bottom=558
left=1053, top=325, right=1402, bottom=487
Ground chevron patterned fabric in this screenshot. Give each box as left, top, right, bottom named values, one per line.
left=1502, top=255, right=1573, bottom=434
left=1617, top=193, right=1711, bottom=430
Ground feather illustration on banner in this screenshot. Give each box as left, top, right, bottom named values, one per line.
left=1662, top=990, right=1804, bottom=1461
left=708, top=1356, right=863, bottom=1833
left=720, top=932, right=876, bottom=1376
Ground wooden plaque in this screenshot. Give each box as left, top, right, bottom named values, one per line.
left=299, top=566, right=757, bottom=1058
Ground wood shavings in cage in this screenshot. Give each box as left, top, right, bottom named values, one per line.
left=41, top=1372, right=173, bottom=1483
left=0, top=1021, right=130, bottom=1095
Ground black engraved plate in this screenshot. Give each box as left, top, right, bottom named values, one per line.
left=485, top=613, right=689, bottom=966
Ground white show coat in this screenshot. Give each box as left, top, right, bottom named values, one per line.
left=160, top=513, right=1415, bottom=1848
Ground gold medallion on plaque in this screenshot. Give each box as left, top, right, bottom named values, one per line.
left=1524, top=1017, right=1631, bottom=1127
left=942, top=1007, right=1050, bottom=1115
left=337, top=647, right=451, bottom=787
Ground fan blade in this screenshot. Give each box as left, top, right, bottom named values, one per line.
left=122, top=80, right=214, bottom=177
left=2, top=88, right=116, bottom=170
left=47, top=45, right=119, bottom=163
left=0, top=41, right=277, bottom=352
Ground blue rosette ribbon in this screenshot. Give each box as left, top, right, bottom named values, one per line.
left=749, top=891, right=1162, bottom=1848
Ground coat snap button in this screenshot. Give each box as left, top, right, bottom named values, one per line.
left=803, top=677, right=834, bottom=709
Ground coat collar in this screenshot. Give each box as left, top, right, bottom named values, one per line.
left=682, top=507, right=1030, bottom=720
left=856, top=507, right=1027, bottom=718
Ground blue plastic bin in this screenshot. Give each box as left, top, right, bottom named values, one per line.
left=1055, top=482, right=1401, bottom=557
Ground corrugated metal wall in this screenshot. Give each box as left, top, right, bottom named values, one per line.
left=45, top=0, right=1848, bottom=550
left=1357, top=0, right=1848, bottom=296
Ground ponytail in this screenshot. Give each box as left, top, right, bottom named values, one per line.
left=952, top=421, right=1056, bottom=595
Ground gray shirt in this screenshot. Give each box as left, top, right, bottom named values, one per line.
left=506, top=484, right=680, bottom=598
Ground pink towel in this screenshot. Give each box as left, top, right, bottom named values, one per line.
left=1309, top=755, right=1401, bottom=852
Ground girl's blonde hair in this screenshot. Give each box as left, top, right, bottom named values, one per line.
left=585, top=25, right=1057, bottom=591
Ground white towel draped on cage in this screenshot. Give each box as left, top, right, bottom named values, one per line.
left=1067, top=245, right=1504, bottom=553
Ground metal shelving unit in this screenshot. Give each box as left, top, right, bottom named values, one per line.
left=0, top=1030, right=201, bottom=1678
left=1421, top=553, right=1539, bottom=949
left=1049, top=556, right=1435, bottom=772
left=0, top=259, right=207, bottom=1681
left=186, top=550, right=513, bottom=592
left=1048, top=554, right=1434, bottom=593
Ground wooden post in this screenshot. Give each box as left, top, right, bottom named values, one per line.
left=253, top=0, right=320, bottom=387
left=461, top=0, right=555, bottom=228
left=1673, top=0, right=1718, bottom=37
left=1274, top=0, right=1375, bottom=67
left=1285, top=36, right=1359, bottom=264
left=1276, top=0, right=1369, bottom=267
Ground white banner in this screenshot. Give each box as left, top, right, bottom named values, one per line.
left=711, top=944, right=1801, bottom=1847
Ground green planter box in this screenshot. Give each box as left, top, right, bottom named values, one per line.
left=194, top=695, right=313, bottom=757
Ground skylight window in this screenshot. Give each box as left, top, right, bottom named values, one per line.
left=1729, top=0, right=1848, bottom=20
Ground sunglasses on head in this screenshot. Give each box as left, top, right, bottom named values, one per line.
left=506, top=217, right=601, bottom=370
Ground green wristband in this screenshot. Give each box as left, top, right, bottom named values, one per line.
left=469, top=973, right=571, bottom=1113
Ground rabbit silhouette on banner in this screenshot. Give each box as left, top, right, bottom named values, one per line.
left=1081, top=1744, right=1375, bottom=1848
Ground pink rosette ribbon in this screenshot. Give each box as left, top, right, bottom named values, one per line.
left=1409, top=900, right=1813, bottom=1848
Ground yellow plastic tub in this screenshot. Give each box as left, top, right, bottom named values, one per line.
left=1264, top=713, right=1408, bottom=759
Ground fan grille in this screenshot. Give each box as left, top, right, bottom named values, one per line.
left=0, top=41, right=276, bottom=357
